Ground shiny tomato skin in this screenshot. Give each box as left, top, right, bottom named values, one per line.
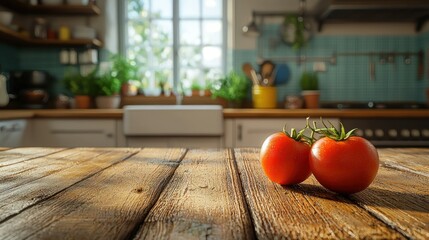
left=310, top=136, right=379, bottom=194
left=260, top=132, right=312, bottom=185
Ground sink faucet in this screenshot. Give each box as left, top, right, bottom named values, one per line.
left=175, top=91, right=183, bottom=105
left=174, top=82, right=184, bottom=105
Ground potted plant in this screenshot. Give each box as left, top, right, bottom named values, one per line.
left=300, top=71, right=320, bottom=109
left=109, top=54, right=138, bottom=96
left=191, top=80, right=203, bottom=96
left=280, top=14, right=311, bottom=50
left=94, top=72, right=121, bottom=109
left=63, top=69, right=96, bottom=109
left=210, top=71, right=249, bottom=108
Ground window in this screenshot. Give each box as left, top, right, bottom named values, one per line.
left=124, top=0, right=226, bottom=96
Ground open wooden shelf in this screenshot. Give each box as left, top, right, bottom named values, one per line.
left=0, top=24, right=102, bottom=48
left=0, top=2, right=100, bottom=16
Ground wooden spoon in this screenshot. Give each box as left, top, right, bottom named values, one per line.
left=242, top=63, right=259, bottom=85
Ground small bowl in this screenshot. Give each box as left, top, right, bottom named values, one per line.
left=0, top=11, right=13, bottom=26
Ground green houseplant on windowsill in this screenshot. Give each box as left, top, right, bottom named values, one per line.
left=109, top=53, right=138, bottom=96
left=63, top=69, right=97, bottom=109
left=210, top=71, right=249, bottom=108
left=94, top=72, right=122, bottom=109
left=300, top=71, right=320, bottom=109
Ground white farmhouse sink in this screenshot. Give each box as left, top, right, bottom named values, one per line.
left=123, top=105, right=223, bottom=136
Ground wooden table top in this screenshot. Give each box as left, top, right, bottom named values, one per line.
left=0, top=147, right=427, bottom=239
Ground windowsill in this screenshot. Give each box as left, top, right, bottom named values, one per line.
left=121, top=95, right=225, bottom=106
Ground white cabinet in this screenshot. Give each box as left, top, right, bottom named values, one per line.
left=32, top=119, right=118, bottom=147
left=126, top=136, right=223, bottom=148
left=225, top=118, right=339, bottom=148
left=0, top=119, right=31, bottom=147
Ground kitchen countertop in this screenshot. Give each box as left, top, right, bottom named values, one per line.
left=0, top=147, right=427, bottom=239
left=1, top=108, right=429, bottom=120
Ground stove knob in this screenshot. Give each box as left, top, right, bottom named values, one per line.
left=422, top=129, right=429, bottom=138
left=375, top=129, right=384, bottom=138
left=388, top=129, right=398, bottom=138
left=365, top=129, right=373, bottom=137
left=401, top=129, right=410, bottom=138
left=411, top=129, right=420, bottom=138
left=355, top=129, right=364, bottom=137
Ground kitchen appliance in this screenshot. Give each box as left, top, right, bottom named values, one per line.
left=322, top=101, right=429, bottom=147
left=8, top=70, right=52, bottom=109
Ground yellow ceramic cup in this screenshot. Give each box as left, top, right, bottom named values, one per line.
left=252, top=86, right=277, bottom=109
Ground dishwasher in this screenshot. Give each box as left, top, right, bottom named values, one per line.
left=0, top=119, right=29, bottom=147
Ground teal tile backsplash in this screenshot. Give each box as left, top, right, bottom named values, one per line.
left=1, top=25, right=429, bottom=102
left=234, top=25, right=429, bottom=103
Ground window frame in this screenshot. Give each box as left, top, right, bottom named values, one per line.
left=118, top=0, right=228, bottom=94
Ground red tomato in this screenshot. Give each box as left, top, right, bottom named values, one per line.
left=310, top=136, right=379, bottom=194
left=260, top=132, right=312, bottom=185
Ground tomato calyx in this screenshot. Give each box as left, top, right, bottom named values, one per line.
left=306, top=117, right=358, bottom=141
left=282, top=125, right=313, bottom=145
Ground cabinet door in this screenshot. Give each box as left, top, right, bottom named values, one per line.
left=32, top=119, right=117, bottom=147
left=126, top=136, right=222, bottom=148
left=234, top=118, right=339, bottom=147
left=0, top=119, right=29, bottom=147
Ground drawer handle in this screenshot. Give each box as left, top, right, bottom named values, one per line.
left=237, top=124, right=242, bottom=141
left=50, top=130, right=104, bottom=134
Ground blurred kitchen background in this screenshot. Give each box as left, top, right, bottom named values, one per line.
left=0, top=0, right=428, bottom=108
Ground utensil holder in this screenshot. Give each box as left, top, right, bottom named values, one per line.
left=252, top=86, right=277, bottom=109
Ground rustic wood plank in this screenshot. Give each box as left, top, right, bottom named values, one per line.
left=234, top=148, right=404, bottom=239
left=0, top=148, right=139, bottom=223
left=0, top=148, right=9, bottom=151
left=0, top=147, right=65, bottom=166
left=350, top=164, right=429, bottom=239
left=134, top=149, right=255, bottom=239
left=0, top=148, right=186, bottom=240
left=378, top=148, right=429, bottom=177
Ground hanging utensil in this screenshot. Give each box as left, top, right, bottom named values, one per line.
left=369, top=54, right=375, bottom=81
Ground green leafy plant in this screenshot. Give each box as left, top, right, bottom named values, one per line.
left=94, top=73, right=121, bottom=96
left=63, top=68, right=97, bottom=96
left=109, top=53, right=138, bottom=84
left=300, top=71, right=319, bottom=91
left=283, top=14, right=307, bottom=50
left=210, top=71, right=249, bottom=102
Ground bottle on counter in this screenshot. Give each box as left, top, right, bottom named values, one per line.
left=0, top=73, right=9, bottom=107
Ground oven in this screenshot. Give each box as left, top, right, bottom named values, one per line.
left=321, top=101, right=429, bottom=147
left=340, top=118, right=429, bottom=147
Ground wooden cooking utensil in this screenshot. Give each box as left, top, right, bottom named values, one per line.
left=242, top=62, right=259, bottom=86
left=259, top=60, right=275, bottom=86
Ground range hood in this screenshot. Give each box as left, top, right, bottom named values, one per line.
left=316, top=0, right=429, bottom=32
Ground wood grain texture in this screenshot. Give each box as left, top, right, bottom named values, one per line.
left=134, top=149, right=255, bottom=239
left=0, top=148, right=64, bottom=167
left=378, top=148, right=429, bottom=177
left=350, top=164, right=429, bottom=239
left=234, top=148, right=404, bottom=239
left=0, top=148, right=139, bottom=223
left=0, top=148, right=185, bottom=240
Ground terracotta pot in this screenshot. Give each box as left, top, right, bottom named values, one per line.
left=74, top=95, right=91, bottom=109
left=121, top=83, right=138, bottom=96
left=95, top=95, right=121, bottom=109
left=302, top=90, right=320, bottom=109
